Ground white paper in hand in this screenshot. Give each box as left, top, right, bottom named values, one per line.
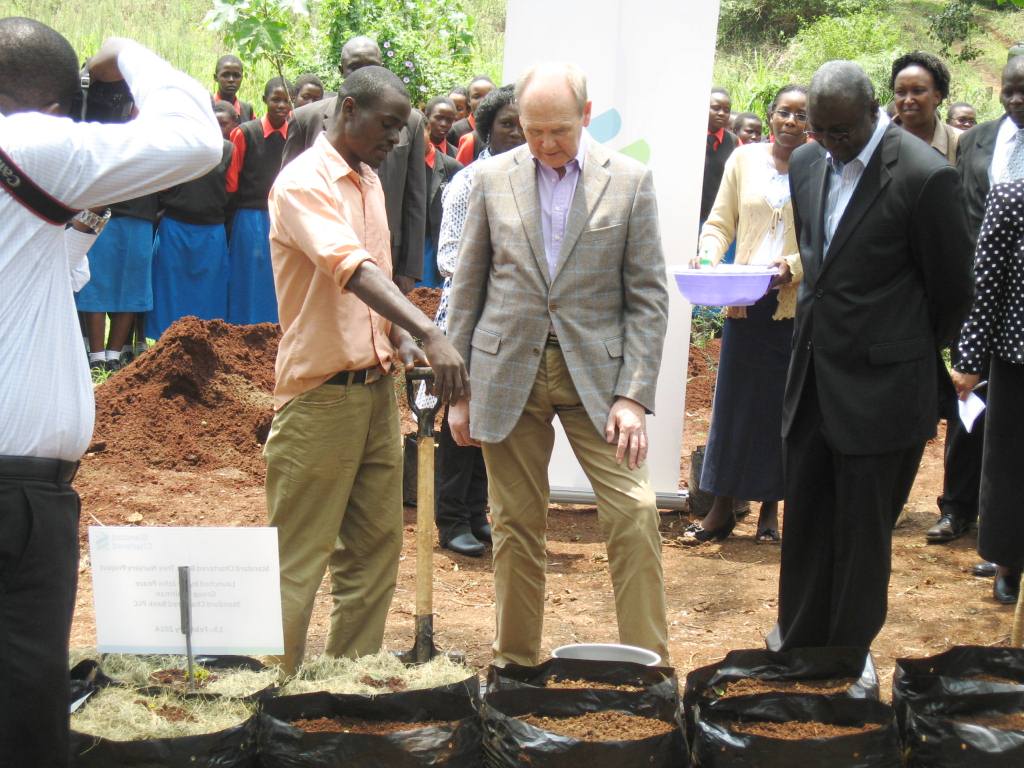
left=958, top=392, right=986, bottom=433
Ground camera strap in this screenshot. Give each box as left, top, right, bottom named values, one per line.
left=0, top=145, right=80, bottom=225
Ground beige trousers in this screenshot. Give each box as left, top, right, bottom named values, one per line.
left=481, top=345, right=669, bottom=666
left=264, top=377, right=403, bottom=675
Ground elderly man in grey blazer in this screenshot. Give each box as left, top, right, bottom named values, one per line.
left=447, top=62, right=670, bottom=667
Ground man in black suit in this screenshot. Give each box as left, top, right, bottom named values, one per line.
left=773, top=61, right=974, bottom=650
left=700, top=87, right=737, bottom=224
left=281, top=36, right=426, bottom=292
left=937, top=55, right=1024, bottom=597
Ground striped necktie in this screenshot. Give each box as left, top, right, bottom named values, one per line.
left=1005, top=128, right=1024, bottom=182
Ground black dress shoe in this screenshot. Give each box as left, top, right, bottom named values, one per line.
left=993, top=567, right=1022, bottom=605
left=681, top=517, right=736, bottom=545
left=925, top=513, right=969, bottom=544
left=443, top=533, right=485, bottom=557
left=973, top=561, right=998, bottom=578
left=471, top=522, right=492, bottom=543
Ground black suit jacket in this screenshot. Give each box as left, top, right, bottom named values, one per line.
left=957, top=116, right=1008, bottom=243
left=282, top=97, right=427, bottom=280
left=426, top=152, right=463, bottom=249
left=783, top=124, right=974, bottom=455
left=447, top=117, right=473, bottom=147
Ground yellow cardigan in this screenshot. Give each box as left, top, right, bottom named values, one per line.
left=699, top=143, right=803, bottom=320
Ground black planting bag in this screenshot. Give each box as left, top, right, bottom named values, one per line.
left=98, top=654, right=277, bottom=703
left=486, top=658, right=678, bottom=709
left=481, top=687, right=687, bottom=768
left=683, top=647, right=878, bottom=741
left=902, top=690, right=1024, bottom=767
left=258, top=677, right=481, bottom=767
left=70, top=714, right=258, bottom=768
left=691, top=694, right=901, bottom=768
left=893, top=646, right=1024, bottom=732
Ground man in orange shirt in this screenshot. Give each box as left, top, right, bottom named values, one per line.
left=265, top=65, right=468, bottom=674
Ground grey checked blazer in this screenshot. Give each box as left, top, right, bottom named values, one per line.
left=446, top=141, right=669, bottom=443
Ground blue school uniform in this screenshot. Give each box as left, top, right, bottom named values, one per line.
left=226, top=116, right=286, bottom=325
left=147, top=141, right=234, bottom=339
left=74, top=195, right=157, bottom=312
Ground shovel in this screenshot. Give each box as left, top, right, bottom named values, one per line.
left=398, top=367, right=449, bottom=664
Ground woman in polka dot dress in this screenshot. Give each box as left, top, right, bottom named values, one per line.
left=952, top=179, right=1024, bottom=603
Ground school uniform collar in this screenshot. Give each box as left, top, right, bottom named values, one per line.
left=261, top=115, right=289, bottom=139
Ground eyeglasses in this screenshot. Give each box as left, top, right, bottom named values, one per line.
left=806, top=127, right=851, bottom=142
left=773, top=109, right=808, bottom=123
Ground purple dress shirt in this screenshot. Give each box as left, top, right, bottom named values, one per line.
left=535, top=131, right=588, bottom=278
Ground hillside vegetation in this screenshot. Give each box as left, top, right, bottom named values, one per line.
left=0, top=0, right=1019, bottom=118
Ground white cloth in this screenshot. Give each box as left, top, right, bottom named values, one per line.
left=65, top=228, right=96, bottom=293
left=823, top=110, right=890, bottom=256
left=750, top=150, right=791, bottom=267
left=0, top=42, right=221, bottom=461
left=990, top=116, right=1022, bottom=185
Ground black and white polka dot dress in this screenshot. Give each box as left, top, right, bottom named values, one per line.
left=957, top=180, right=1024, bottom=374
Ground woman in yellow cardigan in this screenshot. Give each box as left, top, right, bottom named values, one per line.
left=684, top=84, right=807, bottom=544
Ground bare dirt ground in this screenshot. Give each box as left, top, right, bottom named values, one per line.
left=71, top=321, right=1010, bottom=700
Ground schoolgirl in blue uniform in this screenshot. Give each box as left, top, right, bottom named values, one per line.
left=224, top=76, right=290, bottom=324
left=147, top=137, right=234, bottom=339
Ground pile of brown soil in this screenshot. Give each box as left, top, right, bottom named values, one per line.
left=358, top=674, right=408, bottom=693
left=718, top=677, right=855, bottom=698
left=91, top=318, right=279, bottom=478
left=290, top=717, right=448, bottom=734
left=686, top=340, right=720, bottom=410
left=521, top=711, right=675, bottom=741
left=150, top=668, right=218, bottom=689
left=957, top=711, right=1024, bottom=730
left=731, top=720, right=882, bottom=740
left=545, top=678, right=643, bottom=692
left=407, top=287, right=442, bottom=321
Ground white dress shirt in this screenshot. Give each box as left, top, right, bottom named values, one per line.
left=990, top=116, right=1022, bottom=185
left=536, top=130, right=588, bottom=278
left=823, top=110, right=890, bottom=256
left=0, top=43, right=221, bottom=461
left=66, top=228, right=96, bottom=293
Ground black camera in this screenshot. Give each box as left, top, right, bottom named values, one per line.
left=69, top=64, right=134, bottom=124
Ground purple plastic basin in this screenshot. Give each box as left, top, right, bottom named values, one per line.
left=671, top=265, right=777, bottom=307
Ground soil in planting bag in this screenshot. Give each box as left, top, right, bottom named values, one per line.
left=105, top=654, right=278, bottom=702
left=683, top=646, right=878, bottom=740
left=258, top=676, right=481, bottom=767
left=481, top=687, right=687, bottom=768
left=691, top=694, right=901, bottom=768
left=903, top=690, right=1024, bottom=767
left=892, top=645, right=1024, bottom=732
left=486, top=657, right=678, bottom=708
left=69, top=714, right=258, bottom=768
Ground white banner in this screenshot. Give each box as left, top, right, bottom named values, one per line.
left=89, top=526, right=284, bottom=655
left=502, top=0, right=722, bottom=505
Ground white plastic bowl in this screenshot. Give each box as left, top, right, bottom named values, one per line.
left=552, top=643, right=661, bottom=666
left=671, top=264, right=778, bottom=307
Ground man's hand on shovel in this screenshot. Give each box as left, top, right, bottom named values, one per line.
left=421, top=327, right=470, bottom=405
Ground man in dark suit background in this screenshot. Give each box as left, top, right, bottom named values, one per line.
left=935, top=55, right=1024, bottom=597
left=282, top=35, right=426, bottom=292
left=773, top=61, right=974, bottom=651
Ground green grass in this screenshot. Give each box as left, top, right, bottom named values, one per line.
left=0, top=0, right=506, bottom=106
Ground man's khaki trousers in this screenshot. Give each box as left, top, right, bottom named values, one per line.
left=481, top=344, right=669, bottom=666
left=264, top=377, right=403, bottom=675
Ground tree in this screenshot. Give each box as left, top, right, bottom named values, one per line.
left=204, top=0, right=313, bottom=107
left=318, top=0, right=477, bottom=101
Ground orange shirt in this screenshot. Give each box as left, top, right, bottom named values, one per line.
left=455, top=131, right=476, bottom=166
left=267, top=133, right=395, bottom=409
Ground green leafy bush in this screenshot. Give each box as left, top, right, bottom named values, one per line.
left=717, top=0, right=870, bottom=45
left=317, top=0, right=477, bottom=100
left=928, top=0, right=982, bottom=62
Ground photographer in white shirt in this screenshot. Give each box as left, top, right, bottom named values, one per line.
left=0, top=17, right=220, bottom=766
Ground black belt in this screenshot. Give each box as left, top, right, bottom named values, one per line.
left=0, top=455, right=79, bottom=484
left=325, top=367, right=384, bottom=386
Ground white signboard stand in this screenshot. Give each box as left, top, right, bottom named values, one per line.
left=88, top=526, right=284, bottom=655
left=502, top=0, right=722, bottom=508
